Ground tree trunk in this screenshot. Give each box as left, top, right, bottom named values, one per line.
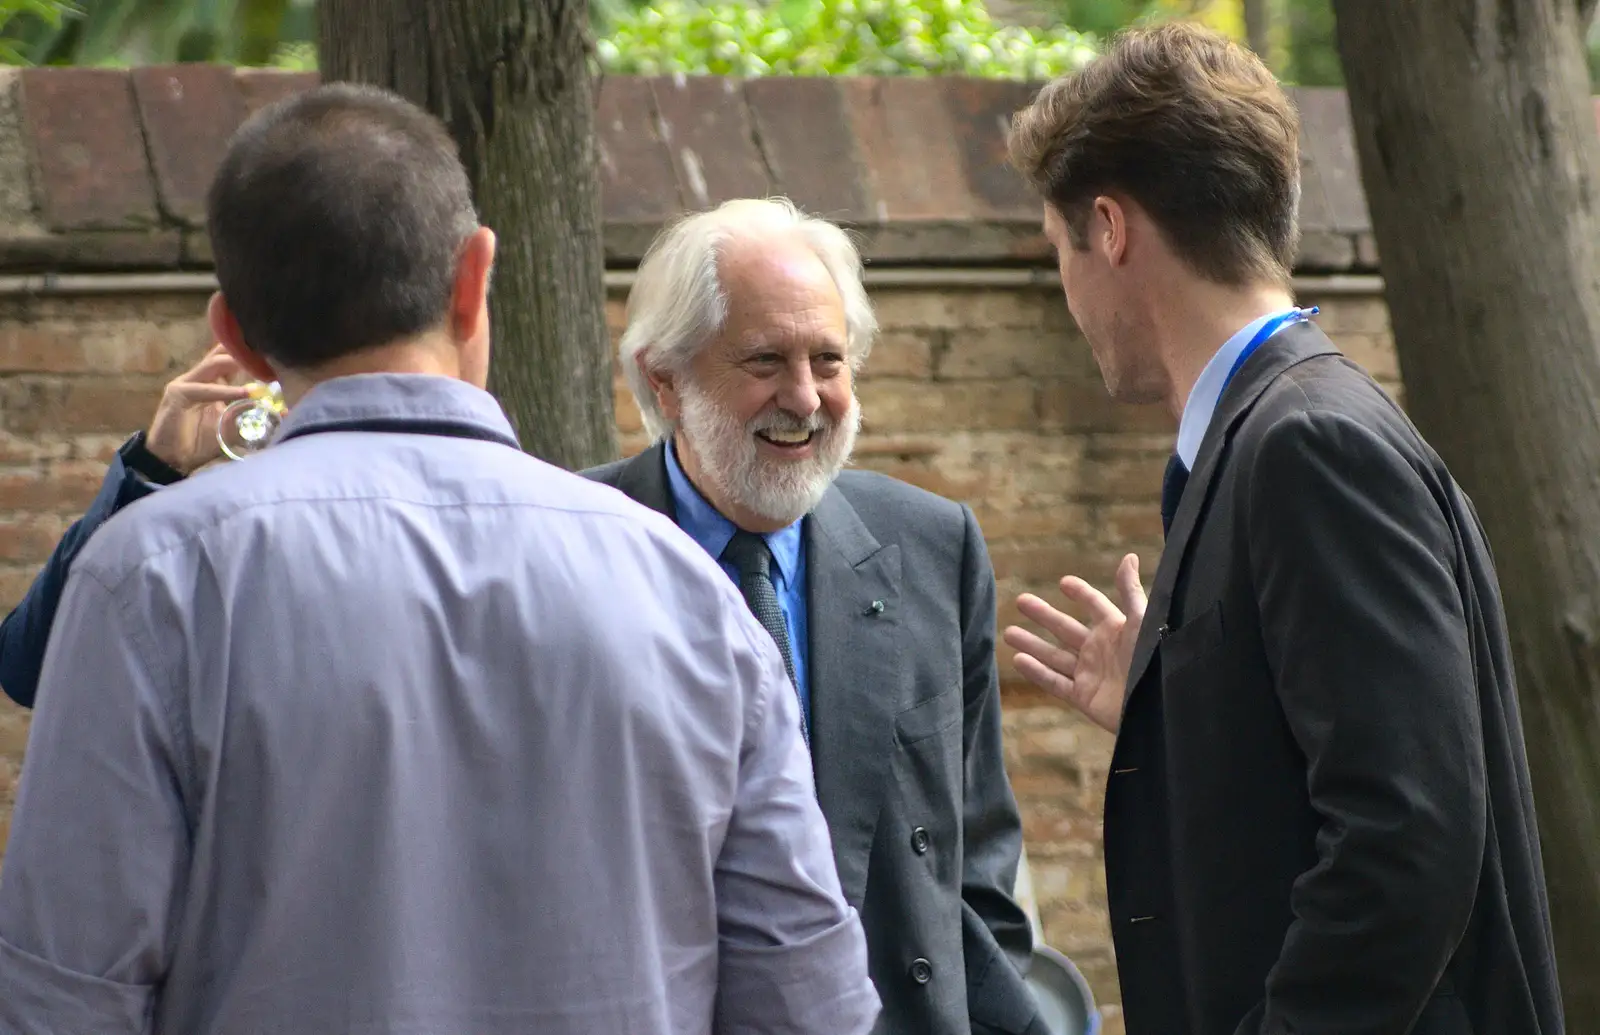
left=1242, top=0, right=1271, bottom=62
left=316, top=0, right=616, bottom=471
left=1331, top=1, right=1600, bottom=1025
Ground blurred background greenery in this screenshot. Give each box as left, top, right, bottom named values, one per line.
left=0, top=0, right=1399, bottom=85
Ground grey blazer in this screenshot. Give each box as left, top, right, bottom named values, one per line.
left=584, top=443, right=1045, bottom=1035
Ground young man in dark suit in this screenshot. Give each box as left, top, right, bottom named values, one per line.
left=587, top=197, right=1045, bottom=1035
left=1001, top=22, right=1564, bottom=1035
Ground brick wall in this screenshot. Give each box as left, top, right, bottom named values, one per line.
left=0, top=61, right=1422, bottom=1033
left=0, top=276, right=1398, bottom=1030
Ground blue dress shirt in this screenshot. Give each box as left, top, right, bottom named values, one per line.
left=663, top=439, right=810, bottom=726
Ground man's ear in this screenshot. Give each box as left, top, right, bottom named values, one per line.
left=208, top=293, right=278, bottom=383
left=1094, top=195, right=1129, bottom=267
left=449, top=226, right=497, bottom=344
left=638, top=352, right=682, bottom=425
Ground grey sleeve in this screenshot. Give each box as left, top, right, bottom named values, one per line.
left=0, top=567, right=190, bottom=1035
left=711, top=611, right=881, bottom=1035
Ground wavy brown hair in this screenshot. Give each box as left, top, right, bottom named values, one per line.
left=1007, top=21, right=1300, bottom=287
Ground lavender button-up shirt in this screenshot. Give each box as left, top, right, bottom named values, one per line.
left=0, top=372, right=878, bottom=1035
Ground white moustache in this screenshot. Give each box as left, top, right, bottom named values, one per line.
left=749, top=412, right=830, bottom=435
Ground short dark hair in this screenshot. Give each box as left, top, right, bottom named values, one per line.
left=205, top=83, right=478, bottom=369
left=1007, top=21, right=1300, bottom=286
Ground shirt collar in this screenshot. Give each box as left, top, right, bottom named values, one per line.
left=274, top=372, right=519, bottom=447
left=1174, top=309, right=1297, bottom=470
left=662, top=438, right=803, bottom=584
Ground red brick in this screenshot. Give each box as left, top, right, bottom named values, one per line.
left=971, top=503, right=1090, bottom=543
left=131, top=65, right=247, bottom=227
left=839, top=76, right=975, bottom=221
left=0, top=514, right=70, bottom=563
left=857, top=379, right=1036, bottom=433
left=860, top=330, right=934, bottom=379
left=649, top=76, right=771, bottom=210
left=0, top=462, right=104, bottom=512
left=0, top=433, right=70, bottom=465
left=1039, top=378, right=1170, bottom=434
left=0, top=703, right=28, bottom=761
left=235, top=69, right=317, bottom=116
left=1092, top=501, right=1165, bottom=550
left=613, top=379, right=642, bottom=435
left=0, top=565, right=37, bottom=610
left=1313, top=295, right=1389, bottom=335
left=849, top=433, right=944, bottom=460
left=596, top=77, right=682, bottom=224
left=744, top=77, right=870, bottom=222
left=942, top=77, right=1039, bottom=220
left=1328, top=330, right=1399, bottom=380
left=952, top=288, right=1078, bottom=332
left=988, top=541, right=1129, bottom=586
left=19, top=68, right=159, bottom=231
left=0, top=230, right=184, bottom=270
left=939, top=326, right=1078, bottom=380
left=1070, top=436, right=1170, bottom=499
left=872, top=290, right=963, bottom=331
left=0, top=377, right=165, bottom=435
left=849, top=454, right=992, bottom=502
left=605, top=297, right=628, bottom=334
left=0, top=323, right=170, bottom=375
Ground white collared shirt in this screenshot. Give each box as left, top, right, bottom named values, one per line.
left=1175, top=308, right=1304, bottom=469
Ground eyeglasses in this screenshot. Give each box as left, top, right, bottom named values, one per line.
left=218, top=381, right=286, bottom=461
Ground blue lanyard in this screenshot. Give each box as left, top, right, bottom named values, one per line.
left=1222, top=306, right=1319, bottom=392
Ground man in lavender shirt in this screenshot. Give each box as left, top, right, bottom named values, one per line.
left=0, top=83, right=878, bottom=1035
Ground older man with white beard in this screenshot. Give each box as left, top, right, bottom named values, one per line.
left=583, top=198, right=1046, bottom=1035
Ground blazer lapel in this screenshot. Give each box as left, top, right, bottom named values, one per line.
left=611, top=441, right=677, bottom=521
left=804, top=485, right=903, bottom=907
left=1122, top=322, right=1344, bottom=714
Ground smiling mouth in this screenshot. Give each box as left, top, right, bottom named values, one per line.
left=756, top=430, right=817, bottom=452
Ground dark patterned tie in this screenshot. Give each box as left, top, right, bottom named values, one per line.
left=1160, top=453, right=1190, bottom=538
left=722, top=531, right=806, bottom=743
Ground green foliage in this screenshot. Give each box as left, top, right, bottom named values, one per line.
left=1, top=0, right=312, bottom=68
left=596, top=0, right=1099, bottom=79
left=0, top=0, right=75, bottom=63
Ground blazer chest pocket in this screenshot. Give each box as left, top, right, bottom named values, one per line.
left=895, top=685, right=961, bottom=745
left=1160, top=600, right=1225, bottom=677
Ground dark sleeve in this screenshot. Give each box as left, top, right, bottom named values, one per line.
left=0, top=443, right=159, bottom=708
left=954, top=503, right=1044, bottom=1034
left=1237, top=410, right=1484, bottom=1035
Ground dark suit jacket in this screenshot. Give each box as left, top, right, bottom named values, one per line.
left=1107, top=322, right=1564, bottom=1035
left=0, top=439, right=156, bottom=707
left=585, top=443, right=1044, bottom=1035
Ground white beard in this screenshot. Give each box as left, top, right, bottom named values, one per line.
left=676, top=384, right=861, bottom=527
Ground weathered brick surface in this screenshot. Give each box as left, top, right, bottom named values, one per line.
left=0, top=283, right=1398, bottom=1026
left=14, top=69, right=1546, bottom=277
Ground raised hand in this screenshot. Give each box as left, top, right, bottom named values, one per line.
left=1002, top=553, right=1147, bottom=734
left=145, top=345, right=254, bottom=474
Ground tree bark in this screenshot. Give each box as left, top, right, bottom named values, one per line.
left=316, top=0, right=616, bottom=471
left=1242, top=0, right=1271, bottom=63
left=1331, top=1, right=1600, bottom=1025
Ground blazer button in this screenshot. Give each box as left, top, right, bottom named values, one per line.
left=909, top=958, right=932, bottom=985
left=910, top=827, right=930, bottom=854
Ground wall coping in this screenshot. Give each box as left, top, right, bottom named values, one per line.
left=0, top=65, right=1457, bottom=276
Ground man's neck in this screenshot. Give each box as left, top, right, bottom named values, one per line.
left=275, top=336, right=464, bottom=407
left=1155, top=280, right=1297, bottom=422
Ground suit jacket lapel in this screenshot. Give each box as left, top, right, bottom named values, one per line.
left=1122, top=322, right=1344, bottom=711
left=612, top=441, right=677, bottom=521
left=804, top=485, right=903, bottom=907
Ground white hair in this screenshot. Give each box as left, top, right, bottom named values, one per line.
left=618, top=197, right=878, bottom=440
